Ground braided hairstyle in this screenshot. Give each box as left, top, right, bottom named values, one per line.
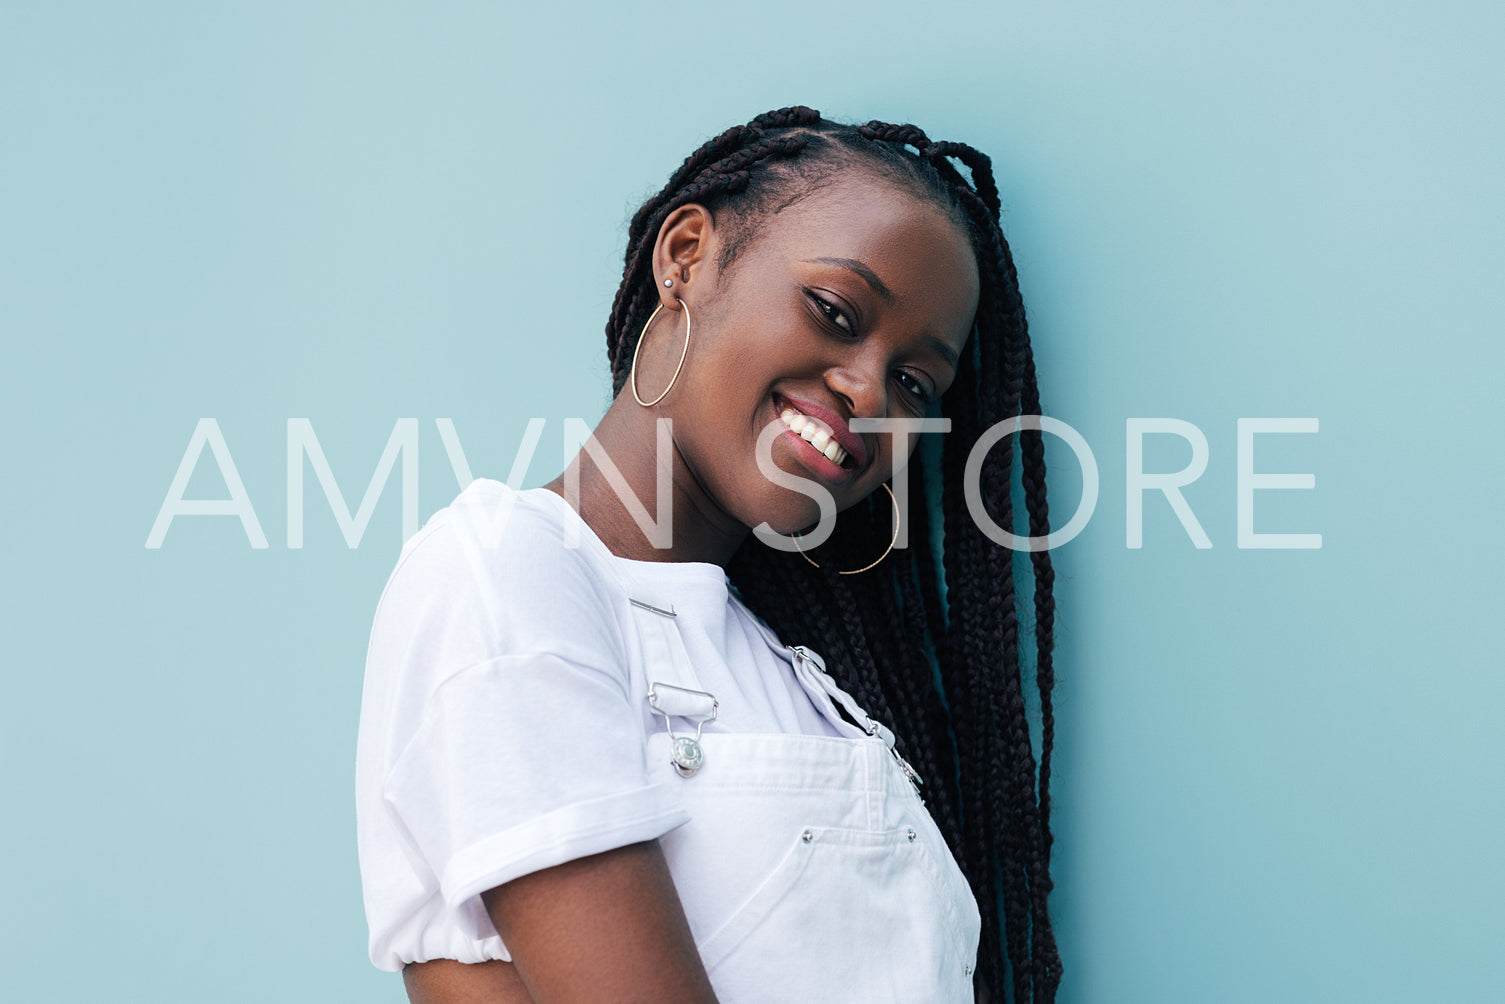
left=604, top=106, right=1062, bottom=1003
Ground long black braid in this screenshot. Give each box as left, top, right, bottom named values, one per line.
left=604, top=106, right=1062, bottom=1003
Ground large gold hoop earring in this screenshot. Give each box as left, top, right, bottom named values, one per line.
left=793, top=483, right=900, bottom=575
left=629, top=298, right=692, bottom=407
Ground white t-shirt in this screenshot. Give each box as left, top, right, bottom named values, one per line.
left=354, top=477, right=846, bottom=972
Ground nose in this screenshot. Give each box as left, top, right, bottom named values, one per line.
left=825, top=363, right=887, bottom=420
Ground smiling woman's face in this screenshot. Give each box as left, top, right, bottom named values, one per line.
left=639, top=168, right=980, bottom=536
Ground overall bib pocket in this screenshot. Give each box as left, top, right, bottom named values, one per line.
left=697, top=823, right=972, bottom=999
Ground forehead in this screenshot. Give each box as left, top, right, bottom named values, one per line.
left=735, top=172, right=980, bottom=340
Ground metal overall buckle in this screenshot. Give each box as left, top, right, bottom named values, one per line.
left=646, top=682, right=718, bottom=777
left=870, top=723, right=926, bottom=801
left=790, top=645, right=924, bottom=801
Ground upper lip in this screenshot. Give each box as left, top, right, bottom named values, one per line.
left=776, top=393, right=870, bottom=471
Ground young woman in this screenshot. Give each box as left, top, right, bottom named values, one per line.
left=356, top=106, right=1061, bottom=1004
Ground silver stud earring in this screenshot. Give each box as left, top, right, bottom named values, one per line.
left=663, top=278, right=673, bottom=287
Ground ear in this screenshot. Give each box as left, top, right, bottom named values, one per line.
left=650, top=203, right=714, bottom=310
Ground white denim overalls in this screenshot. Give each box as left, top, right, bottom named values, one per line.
left=621, top=571, right=982, bottom=1003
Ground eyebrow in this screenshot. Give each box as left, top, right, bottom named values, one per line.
left=926, top=336, right=959, bottom=370
left=804, top=256, right=897, bottom=307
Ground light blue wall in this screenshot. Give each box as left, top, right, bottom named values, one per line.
left=3, top=2, right=1501, bottom=1001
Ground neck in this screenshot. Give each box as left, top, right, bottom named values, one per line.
left=542, top=394, right=750, bottom=566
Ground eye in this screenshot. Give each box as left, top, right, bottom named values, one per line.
left=807, top=291, right=856, bottom=335
left=894, top=370, right=934, bottom=405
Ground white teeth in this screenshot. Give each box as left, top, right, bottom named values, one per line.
left=779, top=404, right=847, bottom=466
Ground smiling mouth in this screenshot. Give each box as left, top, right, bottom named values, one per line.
left=778, top=406, right=853, bottom=468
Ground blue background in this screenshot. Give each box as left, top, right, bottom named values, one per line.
left=3, top=2, right=1501, bottom=1001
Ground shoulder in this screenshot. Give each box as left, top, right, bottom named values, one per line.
left=367, top=479, right=632, bottom=692
left=392, top=478, right=615, bottom=580
left=383, top=478, right=626, bottom=604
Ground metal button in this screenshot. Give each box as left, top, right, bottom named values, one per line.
left=906, top=827, right=916, bottom=842
left=801, top=829, right=813, bottom=842
left=670, top=735, right=704, bottom=776
left=964, top=964, right=973, bottom=976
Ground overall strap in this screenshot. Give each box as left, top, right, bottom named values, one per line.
left=731, top=594, right=896, bottom=751
left=620, top=573, right=718, bottom=777
left=733, top=592, right=924, bottom=798
left=789, top=645, right=896, bottom=751
left=625, top=587, right=705, bottom=690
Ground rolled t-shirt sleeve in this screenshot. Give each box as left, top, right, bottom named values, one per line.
left=365, top=491, right=690, bottom=948
left=382, top=651, right=689, bottom=930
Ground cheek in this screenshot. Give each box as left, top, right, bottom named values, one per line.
left=699, top=279, right=808, bottom=365
left=682, top=320, right=790, bottom=417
